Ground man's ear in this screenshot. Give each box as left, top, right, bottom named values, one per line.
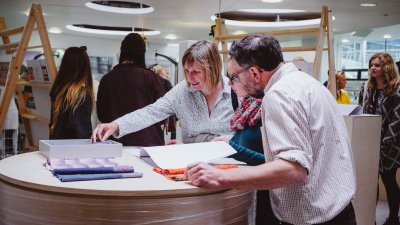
left=250, top=67, right=262, bottom=82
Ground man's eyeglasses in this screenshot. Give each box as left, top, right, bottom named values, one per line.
left=226, top=66, right=251, bottom=83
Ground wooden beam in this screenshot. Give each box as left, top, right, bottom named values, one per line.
left=0, top=26, right=24, bottom=37
left=214, top=28, right=320, bottom=41
left=0, top=42, right=19, bottom=50
left=220, top=46, right=328, bottom=54
left=17, top=80, right=52, bottom=89
left=0, top=3, right=36, bottom=133
left=21, top=113, right=50, bottom=124
left=32, top=4, right=57, bottom=82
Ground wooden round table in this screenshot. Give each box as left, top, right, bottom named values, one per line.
left=0, top=147, right=255, bottom=225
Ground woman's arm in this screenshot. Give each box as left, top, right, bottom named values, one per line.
left=229, top=139, right=265, bottom=166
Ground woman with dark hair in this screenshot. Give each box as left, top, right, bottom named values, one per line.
left=92, top=40, right=234, bottom=145
left=49, top=46, right=95, bottom=139
left=359, top=52, right=400, bottom=225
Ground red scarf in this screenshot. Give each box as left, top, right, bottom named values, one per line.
left=230, top=97, right=262, bottom=131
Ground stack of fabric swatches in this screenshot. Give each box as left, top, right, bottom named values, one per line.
left=153, top=164, right=238, bottom=181
left=44, top=158, right=142, bottom=182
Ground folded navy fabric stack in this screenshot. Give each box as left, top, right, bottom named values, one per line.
left=44, top=158, right=143, bottom=182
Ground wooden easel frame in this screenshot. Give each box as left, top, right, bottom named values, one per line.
left=214, top=5, right=336, bottom=96
left=0, top=4, right=57, bottom=150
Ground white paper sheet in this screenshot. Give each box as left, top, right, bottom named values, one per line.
left=140, top=141, right=237, bottom=169
left=337, top=104, right=363, bottom=116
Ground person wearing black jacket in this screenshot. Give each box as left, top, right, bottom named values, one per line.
left=96, top=33, right=165, bottom=146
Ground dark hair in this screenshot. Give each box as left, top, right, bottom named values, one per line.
left=119, top=33, right=146, bottom=67
left=50, top=46, right=94, bottom=134
left=229, top=34, right=283, bottom=71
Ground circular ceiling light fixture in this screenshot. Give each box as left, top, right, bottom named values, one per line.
left=85, top=1, right=154, bottom=14
left=66, top=24, right=160, bottom=36
left=262, top=0, right=284, bottom=3
left=383, top=34, right=392, bottom=39
left=360, top=2, right=377, bottom=7
left=48, top=27, right=62, bottom=34
left=211, top=9, right=321, bottom=27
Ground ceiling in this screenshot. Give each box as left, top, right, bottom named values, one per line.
left=1, top=0, right=400, bottom=45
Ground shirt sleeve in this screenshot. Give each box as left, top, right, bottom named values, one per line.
left=229, top=139, right=265, bottom=165
left=263, top=89, right=313, bottom=173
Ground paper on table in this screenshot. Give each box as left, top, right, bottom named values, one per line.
left=336, top=104, right=363, bottom=116
left=140, top=141, right=236, bottom=169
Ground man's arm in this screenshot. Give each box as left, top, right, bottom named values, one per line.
left=186, top=159, right=307, bottom=190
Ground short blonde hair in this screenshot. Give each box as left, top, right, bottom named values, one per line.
left=182, top=40, right=222, bottom=90
left=150, top=64, right=169, bottom=80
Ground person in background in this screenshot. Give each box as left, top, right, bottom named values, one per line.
left=91, top=40, right=234, bottom=145
left=186, top=34, right=356, bottom=225
left=336, top=71, right=351, bottom=104
left=96, top=33, right=165, bottom=147
left=148, top=64, right=177, bottom=139
left=358, top=52, right=400, bottom=225
left=49, top=46, right=94, bottom=139
left=148, top=64, right=173, bottom=93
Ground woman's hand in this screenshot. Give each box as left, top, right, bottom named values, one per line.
left=211, top=136, right=229, bottom=143
left=91, top=122, right=119, bottom=143
left=166, top=139, right=183, bottom=145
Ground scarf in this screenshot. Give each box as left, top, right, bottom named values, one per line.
left=230, top=96, right=262, bottom=131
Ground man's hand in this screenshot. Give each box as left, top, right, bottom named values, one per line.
left=186, top=162, right=227, bottom=189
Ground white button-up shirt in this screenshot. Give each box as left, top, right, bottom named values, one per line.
left=114, top=78, right=234, bottom=143
left=261, top=63, right=356, bottom=224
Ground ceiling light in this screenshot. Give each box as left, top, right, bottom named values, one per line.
left=167, top=43, right=179, bottom=47
left=383, top=34, right=392, bottom=39
left=85, top=1, right=154, bottom=14
left=341, top=39, right=349, bottom=43
left=240, top=9, right=305, bottom=13
left=350, top=31, right=356, bottom=36
left=211, top=15, right=320, bottom=27
left=66, top=25, right=160, bottom=36
left=360, top=2, right=377, bottom=7
left=165, top=34, right=177, bottom=40
left=262, top=0, right=283, bottom=3
left=48, top=27, right=62, bottom=34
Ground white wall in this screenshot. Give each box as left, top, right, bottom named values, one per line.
left=20, top=33, right=180, bottom=71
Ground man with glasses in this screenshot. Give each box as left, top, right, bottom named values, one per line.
left=186, top=34, right=357, bottom=225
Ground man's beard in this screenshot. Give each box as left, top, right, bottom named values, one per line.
left=243, top=79, right=264, bottom=99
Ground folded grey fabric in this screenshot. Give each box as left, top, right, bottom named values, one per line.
left=56, top=172, right=143, bottom=182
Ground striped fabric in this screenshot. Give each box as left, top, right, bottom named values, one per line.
left=261, top=63, right=356, bottom=224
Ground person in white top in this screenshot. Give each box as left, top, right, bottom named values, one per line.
left=91, top=40, right=234, bottom=144
left=186, top=34, right=357, bottom=225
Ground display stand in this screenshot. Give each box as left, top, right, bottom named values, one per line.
left=0, top=4, right=57, bottom=150
left=344, top=115, right=381, bottom=225
left=213, top=5, right=337, bottom=97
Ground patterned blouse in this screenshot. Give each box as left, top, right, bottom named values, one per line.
left=114, top=78, right=234, bottom=143
left=359, top=84, right=400, bottom=171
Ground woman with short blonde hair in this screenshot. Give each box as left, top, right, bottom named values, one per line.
left=92, top=40, right=234, bottom=144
